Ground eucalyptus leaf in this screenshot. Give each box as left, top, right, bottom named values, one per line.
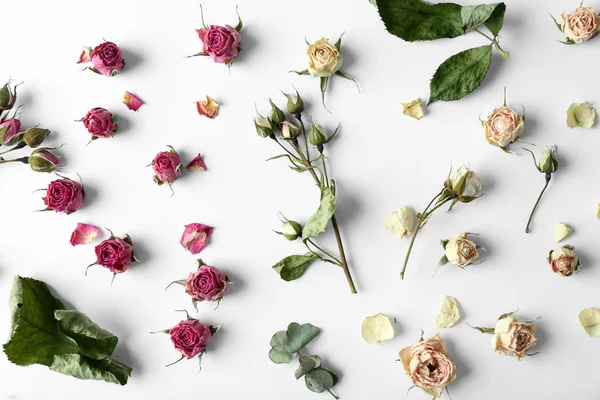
left=269, top=322, right=320, bottom=364
left=376, top=0, right=464, bottom=42
left=295, top=355, right=322, bottom=379
left=54, top=310, right=118, bottom=361
left=305, top=368, right=338, bottom=393
left=272, top=253, right=319, bottom=281
left=429, top=44, right=492, bottom=103
left=302, top=187, right=337, bottom=240
left=461, top=3, right=504, bottom=33
left=268, top=347, right=295, bottom=364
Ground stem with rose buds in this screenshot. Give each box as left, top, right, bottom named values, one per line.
left=525, top=173, right=551, bottom=234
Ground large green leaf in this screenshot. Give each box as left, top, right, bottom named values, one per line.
left=3, top=276, right=78, bottom=366
left=272, top=253, right=319, bottom=281
left=50, top=354, right=129, bottom=385
left=55, top=310, right=118, bottom=361
left=302, top=187, right=337, bottom=240
left=483, top=3, right=506, bottom=37
left=429, top=44, right=492, bottom=103
left=376, top=0, right=464, bottom=42
left=461, top=3, right=504, bottom=33
left=269, top=323, right=321, bottom=364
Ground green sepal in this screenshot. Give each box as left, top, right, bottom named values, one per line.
left=320, top=76, right=329, bottom=110
left=468, top=324, right=495, bottom=334
left=290, top=69, right=310, bottom=75
left=498, top=310, right=516, bottom=320
left=440, top=240, right=449, bottom=249
left=334, top=70, right=360, bottom=92
left=549, top=13, right=563, bottom=32
left=439, top=255, right=449, bottom=265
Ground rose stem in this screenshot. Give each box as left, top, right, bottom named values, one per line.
left=111, top=359, right=133, bottom=376
left=474, top=28, right=510, bottom=59
left=289, top=137, right=357, bottom=294
left=400, top=190, right=446, bottom=280
left=525, top=173, right=551, bottom=234
left=327, top=389, right=340, bottom=399
left=306, top=238, right=342, bottom=265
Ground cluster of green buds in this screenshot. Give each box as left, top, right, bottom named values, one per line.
left=439, top=165, right=485, bottom=211
left=524, top=146, right=559, bottom=233
left=253, top=88, right=305, bottom=142
left=0, top=81, right=59, bottom=173
left=274, top=214, right=303, bottom=241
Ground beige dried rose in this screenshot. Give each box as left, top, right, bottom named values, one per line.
left=548, top=245, right=580, bottom=277
left=483, top=106, right=525, bottom=149
left=492, top=316, right=537, bottom=360
left=443, top=233, right=479, bottom=268
left=399, top=334, right=456, bottom=398
left=561, top=7, right=600, bottom=44
left=307, top=38, right=343, bottom=77
left=402, top=98, right=424, bottom=120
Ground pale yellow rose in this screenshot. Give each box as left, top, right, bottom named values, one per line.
left=445, top=233, right=479, bottom=267
left=491, top=316, right=536, bottom=360
left=483, top=106, right=525, bottom=148
left=307, top=38, right=343, bottom=77
left=399, top=334, right=456, bottom=399
left=561, top=7, right=600, bottom=43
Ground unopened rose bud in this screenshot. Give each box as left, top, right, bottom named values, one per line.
left=254, top=116, right=273, bottom=138
left=445, top=165, right=484, bottom=202
left=279, top=220, right=302, bottom=240
left=23, top=127, right=51, bottom=148
left=309, top=123, right=327, bottom=146
left=268, top=99, right=285, bottom=126
left=384, top=206, right=414, bottom=239
left=0, top=118, right=21, bottom=145
left=283, top=89, right=304, bottom=114
left=548, top=245, right=580, bottom=277
left=29, top=148, right=62, bottom=173
left=280, top=121, right=299, bottom=140
left=0, top=81, right=18, bottom=111
left=539, top=147, right=558, bottom=174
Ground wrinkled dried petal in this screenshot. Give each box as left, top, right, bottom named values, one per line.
left=567, top=102, right=596, bottom=128
left=70, top=223, right=100, bottom=246
left=401, top=98, right=424, bottom=120
left=579, top=308, right=600, bottom=337
left=196, top=96, right=220, bottom=119
left=123, top=91, right=143, bottom=111
left=361, top=313, right=395, bottom=343
left=434, top=295, right=461, bottom=328
left=555, top=222, right=573, bottom=243
left=186, top=153, right=207, bottom=172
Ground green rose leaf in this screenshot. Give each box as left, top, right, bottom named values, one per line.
left=3, top=276, right=78, bottom=366
left=302, top=187, right=337, bottom=240
left=295, top=355, right=322, bottom=379
left=272, top=253, right=319, bottom=281
left=376, top=0, right=464, bottom=42
left=50, top=354, right=130, bottom=386
left=429, top=44, right=492, bottom=103
left=369, top=0, right=378, bottom=8
left=304, top=367, right=339, bottom=393
left=269, top=322, right=321, bottom=364
left=55, top=310, right=118, bottom=361
left=461, top=3, right=505, bottom=34
left=483, top=3, right=506, bottom=36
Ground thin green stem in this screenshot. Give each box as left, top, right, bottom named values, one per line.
left=307, top=239, right=342, bottom=265
left=298, top=115, right=310, bottom=163
left=273, top=138, right=300, bottom=161
left=321, top=157, right=329, bottom=187
left=327, top=389, right=340, bottom=399
left=0, top=159, right=21, bottom=164
left=474, top=28, right=509, bottom=58
left=525, top=174, right=551, bottom=234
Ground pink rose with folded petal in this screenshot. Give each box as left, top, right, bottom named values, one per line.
left=0, top=118, right=21, bottom=145
left=91, top=41, right=124, bottom=76
left=197, top=25, right=241, bottom=64
left=123, top=91, right=143, bottom=111
left=186, top=263, right=228, bottom=302
left=152, top=147, right=182, bottom=185
left=82, top=108, right=118, bottom=139
left=94, top=234, right=135, bottom=274
left=43, top=177, right=84, bottom=214
left=186, top=153, right=207, bottom=172
left=70, top=223, right=100, bottom=246
left=180, top=223, right=213, bottom=254
left=169, top=319, right=213, bottom=359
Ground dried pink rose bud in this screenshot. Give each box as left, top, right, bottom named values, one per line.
left=93, top=232, right=137, bottom=274
left=195, top=96, right=220, bottom=119
left=82, top=108, right=118, bottom=139
left=186, top=153, right=207, bottom=172
left=180, top=223, right=213, bottom=254
left=70, top=223, right=100, bottom=246
left=123, top=91, right=143, bottom=111
left=90, top=41, right=124, bottom=76
left=29, top=148, right=62, bottom=173
left=152, top=146, right=182, bottom=185
left=169, top=319, right=213, bottom=359
left=0, top=118, right=21, bottom=145
left=43, top=177, right=84, bottom=214
left=186, top=262, right=229, bottom=302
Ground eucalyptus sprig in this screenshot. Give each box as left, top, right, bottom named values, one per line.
left=523, top=146, right=559, bottom=233
left=376, top=0, right=509, bottom=103
left=269, top=322, right=340, bottom=399
left=253, top=89, right=358, bottom=293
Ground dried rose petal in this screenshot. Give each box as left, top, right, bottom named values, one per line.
left=186, top=153, right=207, bottom=172
left=78, top=47, right=92, bottom=64
left=196, top=96, right=220, bottom=119
left=123, top=91, right=143, bottom=111
left=180, top=223, right=214, bottom=254
left=70, top=223, right=100, bottom=246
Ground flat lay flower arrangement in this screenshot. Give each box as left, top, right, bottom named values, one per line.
left=2, top=0, right=600, bottom=399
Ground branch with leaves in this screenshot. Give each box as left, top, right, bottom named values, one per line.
left=253, top=90, right=357, bottom=293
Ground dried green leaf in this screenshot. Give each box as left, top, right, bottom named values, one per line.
left=434, top=295, right=461, bottom=328
left=305, top=367, right=338, bottom=393
left=272, top=253, right=319, bottom=281
left=269, top=323, right=320, bottom=364
left=429, top=45, right=493, bottom=103
left=461, top=3, right=503, bottom=32
left=483, top=3, right=506, bottom=36
left=579, top=308, right=600, bottom=337
left=50, top=354, right=129, bottom=385
left=295, top=355, right=322, bottom=379
left=54, top=310, right=118, bottom=361
left=302, top=187, right=337, bottom=240
left=361, top=313, right=395, bottom=343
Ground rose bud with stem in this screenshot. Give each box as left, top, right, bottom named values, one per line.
left=400, top=165, right=484, bottom=280
left=523, top=146, right=558, bottom=233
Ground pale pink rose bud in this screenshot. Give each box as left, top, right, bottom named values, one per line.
left=82, top=107, right=118, bottom=139
left=195, top=96, right=220, bottom=119
left=186, top=153, right=207, bottom=172
left=70, top=223, right=100, bottom=246
left=123, top=91, right=143, bottom=111
left=29, top=148, right=62, bottom=173
left=0, top=118, right=22, bottom=145
left=169, top=319, right=213, bottom=359
left=185, top=262, right=229, bottom=302
left=43, top=177, right=84, bottom=213
left=90, top=41, right=125, bottom=76
left=152, top=146, right=182, bottom=185
left=180, top=223, right=214, bottom=254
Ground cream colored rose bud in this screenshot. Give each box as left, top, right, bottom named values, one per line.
left=444, top=233, right=479, bottom=268
left=567, top=102, right=596, bottom=128
left=561, top=7, right=600, bottom=44
left=555, top=222, right=573, bottom=242
left=491, top=316, right=537, bottom=360
left=385, top=206, right=415, bottom=239
left=548, top=245, right=580, bottom=277
left=401, top=98, right=424, bottom=120
left=307, top=38, right=343, bottom=77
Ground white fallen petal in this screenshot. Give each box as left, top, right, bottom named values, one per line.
left=579, top=308, right=600, bottom=337
left=434, top=295, right=461, bottom=328
left=361, top=313, right=395, bottom=344
left=401, top=98, right=424, bottom=120
left=555, top=222, right=573, bottom=243
left=567, top=102, right=596, bottom=129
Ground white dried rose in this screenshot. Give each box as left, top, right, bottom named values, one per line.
left=567, top=102, right=596, bottom=128
left=561, top=7, right=600, bottom=43
left=548, top=245, right=580, bottom=277
left=385, top=206, right=415, bottom=239
left=444, top=233, right=479, bottom=267
left=448, top=166, right=484, bottom=198
left=307, top=38, right=343, bottom=77
left=483, top=106, right=525, bottom=149
left=491, top=316, right=536, bottom=360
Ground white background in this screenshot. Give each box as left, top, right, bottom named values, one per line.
left=1, top=0, right=600, bottom=399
